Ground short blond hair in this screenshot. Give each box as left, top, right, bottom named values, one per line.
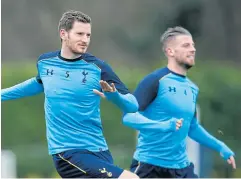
left=160, top=26, right=192, bottom=53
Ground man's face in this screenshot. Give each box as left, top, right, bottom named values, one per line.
left=167, top=35, right=196, bottom=69
left=60, top=21, right=91, bottom=54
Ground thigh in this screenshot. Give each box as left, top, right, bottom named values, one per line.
left=130, top=159, right=158, bottom=178
left=53, top=149, right=124, bottom=178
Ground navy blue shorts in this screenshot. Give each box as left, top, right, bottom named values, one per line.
left=130, top=159, right=198, bottom=178
left=52, top=149, right=124, bottom=178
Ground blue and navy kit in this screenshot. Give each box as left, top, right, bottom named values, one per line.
left=123, top=67, right=234, bottom=174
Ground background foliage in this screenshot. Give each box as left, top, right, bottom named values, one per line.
left=2, top=60, right=241, bottom=177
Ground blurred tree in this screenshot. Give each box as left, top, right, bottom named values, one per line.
left=2, top=0, right=241, bottom=63
left=218, top=0, right=239, bottom=61
left=171, top=2, right=203, bottom=38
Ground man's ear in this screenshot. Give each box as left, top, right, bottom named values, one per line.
left=60, top=29, right=67, bottom=41
left=166, top=47, right=174, bottom=57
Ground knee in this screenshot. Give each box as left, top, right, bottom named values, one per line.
left=118, top=170, right=139, bottom=179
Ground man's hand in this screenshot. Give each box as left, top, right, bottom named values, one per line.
left=169, top=118, right=183, bottom=131
left=220, top=144, right=236, bottom=169
left=227, top=156, right=236, bottom=169
left=93, top=80, right=116, bottom=98
left=176, top=118, right=183, bottom=130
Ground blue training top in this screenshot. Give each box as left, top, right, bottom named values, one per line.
left=1, top=50, right=138, bottom=154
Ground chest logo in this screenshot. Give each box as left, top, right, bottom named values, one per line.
left=168, top=86, right=176, bottom=93
left=46, top=69, right=54, bottom=75
left=82, top=70, right=88, bottom=83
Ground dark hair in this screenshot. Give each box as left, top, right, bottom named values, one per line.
left=58, top=10, right=91, bottom=32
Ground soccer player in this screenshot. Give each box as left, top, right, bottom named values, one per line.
left=122, top=26, right=236, bottom=178
left=1, top=10, right=139, bottom=178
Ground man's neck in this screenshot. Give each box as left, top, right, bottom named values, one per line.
left=60, top=47, right=82, bottom=60
left=167, top=62, right=187, bottom=76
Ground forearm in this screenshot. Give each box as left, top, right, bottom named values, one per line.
left=1, top=77, right=44, bottom=101
left=189, top=116, right=234, bottom=160
left=104, top=91, right=138, bottom=113
left=123, top=112, right=176, bottom=132
left=189, top=124, right=226, bottom=152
